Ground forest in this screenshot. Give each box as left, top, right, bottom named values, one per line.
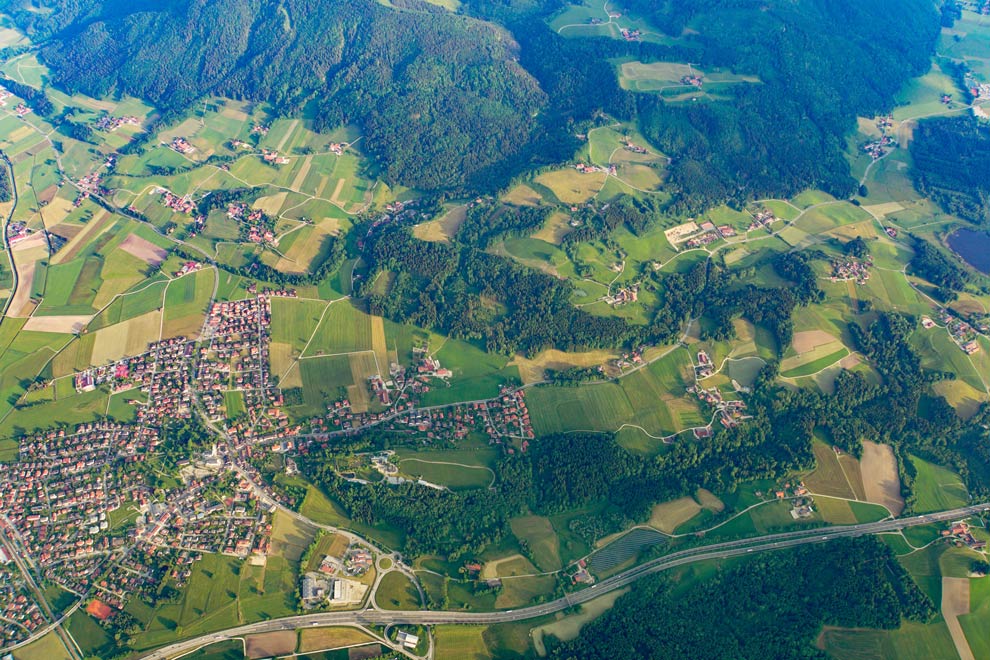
left=911, top=116, right=990, bottom=226
left=545, top=538, right=935, bottom=660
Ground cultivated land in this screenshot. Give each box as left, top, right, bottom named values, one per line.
left=0, top=8, right=988, bottom=660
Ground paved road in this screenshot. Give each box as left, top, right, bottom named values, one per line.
left=136, top=503, right=988, bottom=659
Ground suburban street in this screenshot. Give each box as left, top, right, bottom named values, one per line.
left=136, top=503, right=989, bottom=660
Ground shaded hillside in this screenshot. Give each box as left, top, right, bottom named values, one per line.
left=911, top=116, right=990, bottom=226
left=19, top=0, right=548, bottom=190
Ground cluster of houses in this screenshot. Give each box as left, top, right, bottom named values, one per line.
left=150, top=476, right=274, bottom=559
left=317, top=544, right=374, bottom=578
left=620, top=27, right=642, bottom=41
left=612, top=347, right=646, bottom=372
left=0, top=423, right=161, bottom=609
left=86, top=545, right=175, bottom=617
left=565, top=559, right=595, bottom=585
left=14, top=103, right=30, bottom=118
left=0, top=559, right=45, bottom=647
left=936, top=309, right=982, bottom=355
left=251, top=124, right=269, bottom=136
left=5, top=221, right=32, bottom=246
left=94, top=115, right=140, bottom=132
left=575, top=162, right=617, bottom=175
left=623, top=141, right=648, bottom=154
left=195, top=297, right=276, bottom=424
left=829, top=257, right=872, bottom=285
left=227, top=202, right=276, bottom=244
left=74, top=170, right=105, bottom=207
left=603, top=284, right=639, bottom=307
left=135, top=337, right=197, bottom=426
left=230, top=139, right=252, bottom=150
left=685, top=220, right=722, bottom=248
left=748, top=208, right=779, bottom=232
left=694, top=350, right=715, bottom=379
left=862, top=134, right=895, bottom=161
left=169, top=137, right=195, bottom=154
left=328, top=142, right=345, bottom=156
left=262, top=149, right=290, bottom=165
left=160, top=189, right=199, bottom=217
left=689, top=352, right=750, bottom=432
left=680, top=73, right=704, bottom=87
left=941, top=521, right=987, bottom=551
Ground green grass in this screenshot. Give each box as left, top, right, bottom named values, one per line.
left=434, top=626, right=491, bottom=660
left=525, top=348, right=702, bottom=437
left=224, top=390, right=246, bottom=419
left=898, top=545, right=944, bottom=605
left=509, top=516, right=563, bottom=573
left=960, top=574, right=990, bottom=660
left=67, top=609, right=116, bottom=657
left=909, top=455, right=969, bottom=513
left=183, top=640, right=244, bottom=660
left=377, top=571, right=421, bottom=611
left=270, top=297, right=327, bottom=351
left=780, top=347, right=849, bottom=378
left=303, top=299, right=372, bottom=355
left=822, top=621, right=960, bottom=660
left=397, top=458, right=493, bottom=490
left=295, top=355, right=352, bottom=413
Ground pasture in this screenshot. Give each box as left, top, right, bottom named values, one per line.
left=908, top=455, right=969, bottom=513
left=398, top=458, right=493, bottom=491
left=509, top=516, right=563, bottom=572
left=434, top=626, right=491, bottom=660
left=376, top=572, right=421, bottom=611
left=821, top=621, right=960, bottom=660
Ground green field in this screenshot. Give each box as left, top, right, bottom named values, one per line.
left=822, top=621, right=960, bottom=660
left=525, top=348, right=703, bottom=437
left=303, top=300, right=372, bottom=355
left=398, top=458, right=493, bottom=490
left=909, top=455, right=969, bottom=513
left=509, top=516, right=563, bottom=572
left=377, top=571, right=422, bottom=611
left=434, top=626, right=491, bottom=660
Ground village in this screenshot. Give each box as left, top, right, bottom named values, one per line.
left=829, top=256, right=873, bottom=285
left=924, top=308, right=984, bottom=355
left=688, top=350, right=750, bottom=439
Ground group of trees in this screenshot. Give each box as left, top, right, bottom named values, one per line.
left=911, top=116, right=990, bottom=226
left=909, top=234, right=970, bottom=299
left=546, top=538, right=935, bottom=660
left=457, top=202, right=553, bottom=248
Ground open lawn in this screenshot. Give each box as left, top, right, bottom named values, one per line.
left=398, top=458, right=493, bottom=491
left=434, top=626, right=491, bottom=660
left=821, top=621, right=960, bottom=660
left=909, top=455, right=969, bottom=513
left=509, top=516, right=563, bottom=573
left=10, top=630, right=73, bottom=660
left=376, top=571, right=421, bottom=611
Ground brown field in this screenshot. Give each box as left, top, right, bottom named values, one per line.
left=329, top=178, right=347, bottom=205
left=9, top=237, right=48, bottom=317
left=814, top=496, right=858, bottom=524
left=649, top=497, right=702, bottom=533
left=276, top=226, right=333, bottom=274
left=502, top=184, right=543, bottom=206
left=862, top=202, right=904, bottom=218
left=161, top=312, right=202, bottom=341
left=803, top=442, right=856, bottom=499
left=370, top=315, right=387, bottom=373
left=281, top=362, right=303, bottom=388
left=23, top=314, right=92, bottom=334
left=120, top=234, right=168, bottom=266
left=933, top=379, right=986, bottom=420
left=941, top=577, right=975, bottom=660
left=291, top=155, right=314, bottom=190
left=245, top=631, right=296, bottom=659
left=42, top=197, right=78, bottom=227
left=89, top=311, right=161, bottom=364
left=535, top=169, right=606, bottom=205
left=510, top=348, right=617, bottom=384
left=412, top=205, right=467, bottom=243
left=695, top=488, right=725, bottom=512
left=253, top=192, right=289, bottom=216
left=531, top=211, right=573, bottom=245
left=270, top=341, right=295, bottom=380
left=837, top=454, right=868, bottom=500
left=299, top=627, right=375, bottom=653
left=349, top=645, right=384, bottom=660
left=791, top=330, right=839, bottom=355
left=51, top=210, right=111, bottom=265
left=860, top=440, right=905, bottom=515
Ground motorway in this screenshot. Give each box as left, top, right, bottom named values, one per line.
left=137, top=503, right=989, bottom=659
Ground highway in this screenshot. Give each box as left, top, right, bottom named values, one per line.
left=136, top=502, right=988, bottom=659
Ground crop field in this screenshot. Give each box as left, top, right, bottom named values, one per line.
left=295, top=356, right=353, bottom=415
left=587, top=527, right=666, bottom=574
left=434, top=626, right=491, bottom=660
left=303, top=300, right=373, bottom=356
left=908, top=455, right=968, bottom=513
left=509, top=516, right=563, bottom=572
left=162, top=269, right=213, bottom=338
left=821, top=621, right=960, bottom=660
left=526, top=348, right=702, bottom=436
left=803, top=441, right=858, bottom=499
left=960, top=575, right=990, bottom=660
left=534, top=168, right=606, bottom=204
left=298, top=627, right=376, bottom=654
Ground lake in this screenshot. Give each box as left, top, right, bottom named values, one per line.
left=947, top=227, right=990, bottom=275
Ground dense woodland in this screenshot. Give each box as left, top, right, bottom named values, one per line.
left=546, top=538, right=935, bottom=660
left=911, top=116, right=990, bottom=226
left=8, top=0, right=943, bottom=211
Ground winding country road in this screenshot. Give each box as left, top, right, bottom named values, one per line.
left=136, top=503, right=989, bottom=660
